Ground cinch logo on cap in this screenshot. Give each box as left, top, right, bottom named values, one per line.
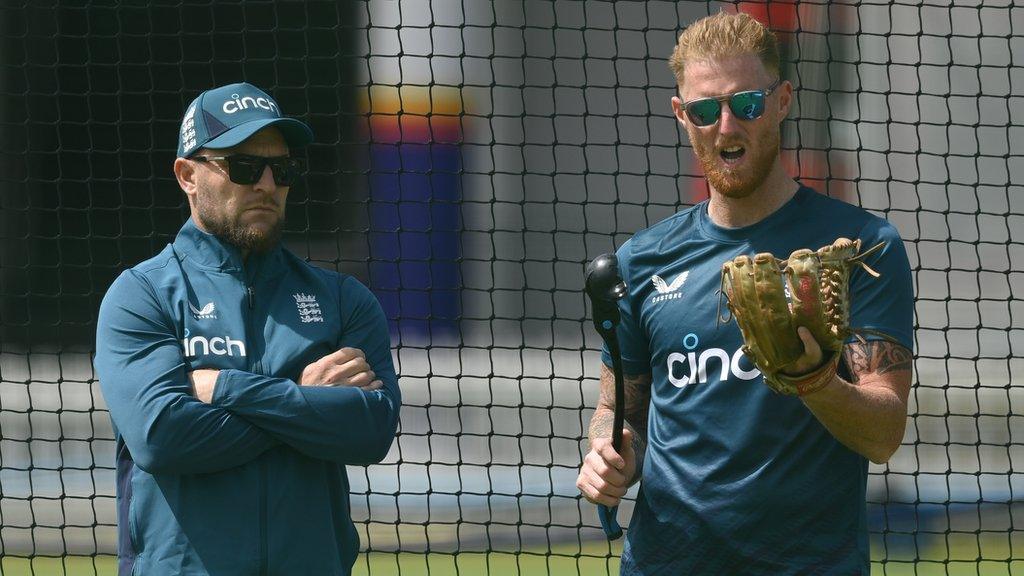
left=176, top=81, right=314, bottom=158
left=222, top=93, right=280, bottom=115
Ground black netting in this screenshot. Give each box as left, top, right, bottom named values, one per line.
left=1, top=1, right=1020, bottom=575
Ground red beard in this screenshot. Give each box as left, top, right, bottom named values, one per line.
left=693, top=127, right=780, bottom=199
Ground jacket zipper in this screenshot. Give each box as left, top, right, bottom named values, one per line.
left=243, top=280, right=268, bottom=576
left=246, top=285, right=265, bottom=375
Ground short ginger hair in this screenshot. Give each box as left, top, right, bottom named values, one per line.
left=668, top=11, right=781, bottom=87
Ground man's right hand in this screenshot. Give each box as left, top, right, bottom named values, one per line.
left=576, top=428, right=636, bottom=507
left=298, top=347, right=383, bottom=390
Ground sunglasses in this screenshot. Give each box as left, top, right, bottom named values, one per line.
left=192, top=154, right=306, bottom=186
left=681, top=78, right=782, bottom=127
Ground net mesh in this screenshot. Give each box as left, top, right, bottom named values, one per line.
left=0, top=1, right=1021, bottom=574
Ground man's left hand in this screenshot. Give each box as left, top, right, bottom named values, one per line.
left=781, top=327, right=825, bottom=376
left=298, top=347, right=383, bottom=390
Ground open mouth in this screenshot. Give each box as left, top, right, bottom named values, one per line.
left=720, top=146, right=745, bottom=163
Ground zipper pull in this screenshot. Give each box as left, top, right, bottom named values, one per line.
left=247, top=286, right=255, bottom=309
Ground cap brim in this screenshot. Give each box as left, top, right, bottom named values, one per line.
left=198, top=117, right=314, bottom=154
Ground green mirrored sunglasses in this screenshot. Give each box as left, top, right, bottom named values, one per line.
left=682, top=78, right=782, bottom=127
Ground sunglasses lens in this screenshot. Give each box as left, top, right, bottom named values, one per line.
left=226, top=157, right=265, bottom=185
left=730, top=91, right=765, bottom=120
left=686, top=99, right=720, bottom=126
left=223, top=156, right=305, bottom=185
left=269, top=158, right=305, bottom=186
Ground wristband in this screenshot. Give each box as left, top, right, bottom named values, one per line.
left=770, top=353, right=839, bottom=396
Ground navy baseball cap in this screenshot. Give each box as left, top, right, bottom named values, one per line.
left=177, top=82, right=314, bottom=158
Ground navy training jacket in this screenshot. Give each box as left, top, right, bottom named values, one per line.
left=95, top=219, right=401, bottom=575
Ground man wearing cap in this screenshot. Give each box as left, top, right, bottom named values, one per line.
left=95, top=82, right=401, bottom=576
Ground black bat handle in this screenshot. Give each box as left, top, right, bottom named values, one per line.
left=595, top=322, right=625, bottom=540
left=597, top=322, right=625, bottom=454
left=585, top=253, right=627, bottom=541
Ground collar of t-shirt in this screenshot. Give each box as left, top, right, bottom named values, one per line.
left=697, top=184, right=813, bottom=244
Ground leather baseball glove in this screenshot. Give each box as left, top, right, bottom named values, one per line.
left=719, top=238, right=886, bottom=396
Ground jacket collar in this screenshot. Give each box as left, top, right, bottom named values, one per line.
left=172, top=218, right=285, bottom=275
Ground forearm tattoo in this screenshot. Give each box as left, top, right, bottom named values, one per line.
left=843, top=340, right=913, bottom=384
left=590, top=370, right=653, bottom=484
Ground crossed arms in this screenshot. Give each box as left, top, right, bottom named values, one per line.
left=95, top=270, right=400, bottom=475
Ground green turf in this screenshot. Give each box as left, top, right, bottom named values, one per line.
left=351, top=542, right=622, bottom=576
left=0, top=556, right=117, bottom=576
left=4, top=539, right=1024, bottom=576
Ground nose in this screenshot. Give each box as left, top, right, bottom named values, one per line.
left=253, top=162, right=277, bottom=192
left=717, top=103, right=742, bottom=137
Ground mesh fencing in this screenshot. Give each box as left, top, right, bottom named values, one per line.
left=0, top=1, right=1021, bottom=575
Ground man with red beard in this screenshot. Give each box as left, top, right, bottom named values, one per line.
left=95, top=82, right=400, bottom=575
left=576, top=12, right=913, bottom=574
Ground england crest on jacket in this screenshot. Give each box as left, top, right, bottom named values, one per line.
left=293, top=293, right=324, bottom=323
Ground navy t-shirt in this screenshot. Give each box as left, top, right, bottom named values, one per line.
left=602, top=186, right=914, bottom=575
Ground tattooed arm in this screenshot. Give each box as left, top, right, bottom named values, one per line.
left=577, top=366, right=653, bottom=506
left=590, top=365, right=653, bottom=483
left=800, top=340, right=913, bottom=464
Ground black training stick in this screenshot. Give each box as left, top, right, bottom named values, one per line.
left=584, top=253, right=628, bottom=540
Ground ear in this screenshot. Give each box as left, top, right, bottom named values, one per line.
left=174, top=157, right=199, bottom=203
left=775, top=80, right=794, bottom=122
left=671, top=94, right=688, bottom=127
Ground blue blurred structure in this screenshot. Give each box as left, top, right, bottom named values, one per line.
left=365, top=87, right=462, bottom=342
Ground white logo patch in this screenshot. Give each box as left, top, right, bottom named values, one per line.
left=188, top=301, right=217, bottom=320
left=180, top=102, right=198, bottom=153
left=651, top=271, right=689, bottom=303
left=293, top=293, right=323, bottom=323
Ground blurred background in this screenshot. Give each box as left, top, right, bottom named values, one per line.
left=1, top=1, right=1021, bottom=575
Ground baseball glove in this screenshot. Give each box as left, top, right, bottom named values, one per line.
left=719, top=238, right=886, bottom=396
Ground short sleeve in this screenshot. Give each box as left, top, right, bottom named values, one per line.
left=600, top=239, right=653, bottom=375
left=848, top=219, right=915, bottom=351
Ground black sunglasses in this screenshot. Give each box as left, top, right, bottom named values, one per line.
left=192, top=154, right=306, bottom=186
left=681, top=78, right=782, bottom=127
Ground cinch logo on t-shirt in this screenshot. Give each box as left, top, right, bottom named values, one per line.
left=666, top=332, right=759, bottom=388
left=182, top=332, right=247, bottom=358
